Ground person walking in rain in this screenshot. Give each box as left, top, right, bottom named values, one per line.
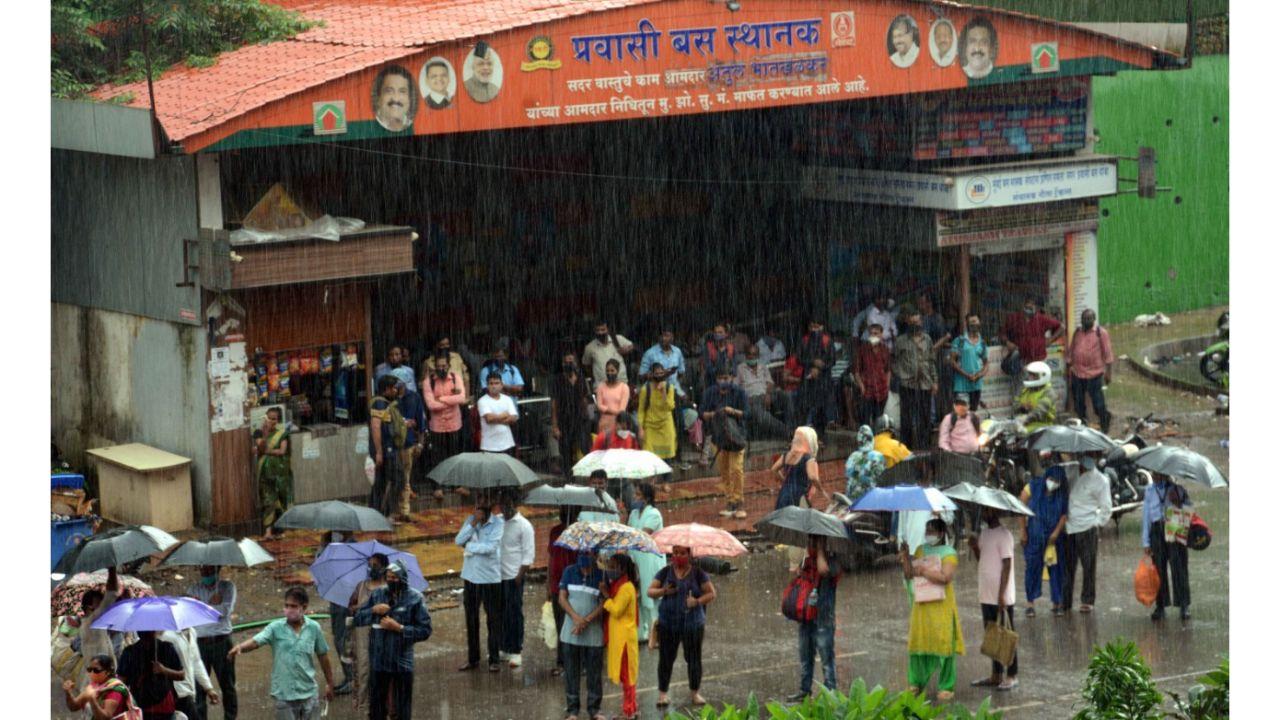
left=353, top=559, right=432, bottom=719
left=1019, top=465, right=1068, bottom=617
left=117, top=630, right=185, bottom=718
left=649, top=545, right=715, bottom=709
left=627, top=483, right=664, bottom=647
left=228, top=587, right=336, bottom=719
left=348, top=553, right=389, bottom=715
left=788, top=535, right=842, bottom=702
left=256, top=407, right=292, bottom=539
left=969, top=508, right=1018, bottom=691
left=844, top=425, right=886, bottom=503
left=559, top=548, right=607, bottom=720
left=600, top=553, right=641, bottom=720
left=900, top=518, right=965, bottom=702
left=1062, top=452, right=1111, bottom=614
left=1142, top=471, right=1193, bottom=621
left=637, top=363, right=679, bottom=461
left=368, top=375, right=406, bottom=519
left=188, top=564, right=240, bottom=717
left=455, top=496, right=506, bottom=672
left=1065, top=308, right=1115, bottom=433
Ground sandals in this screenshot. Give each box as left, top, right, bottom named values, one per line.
left=1079, top=604, right=1093, bottom=614
left=936, top=691, right=955, bottom=702
left=1024, top=607, right=1036, bottom=618
left=998, top=678, right=1019, bottom=691
left=691, top=694, right=707, bottom=706
left=970, top=678, right=1000, bottom=687
left=655, top=696, right=670, bottom=708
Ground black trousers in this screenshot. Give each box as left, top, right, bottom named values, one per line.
left=899, top=387, right=933, bottom=450
left=552, top=599, right=567, bottom=668
left=858, top=397, right=887, bottom=429
left=1062, top=527, right=1100, bottom=608
left=175, top=695, right=200, bottom=720
left=1150, top=521, right=1191, bottom=609
left=557, top=424, right=591, bottom=479
left=369, top=452, right=403, bottom=518
left=656, top=624, right=704, bottom=693
left=464, top=580, right=503, bottom=664
left=195, top=634, right=237, bottom=720
left=1071, top=375, right=1112, bottom=431
left=369, top=670, right=413, bottom=720
left=979, top=604, right=1019, bottom=677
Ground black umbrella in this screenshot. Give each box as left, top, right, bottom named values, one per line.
left=523, top=484, right=616, bottom=510
left=54, top=525, right=180, bottom=576
left=755, top=506, right=855, bottom=554
left=878, top=450, right=985, bottom=488
left=273, top=501, right=393, bottom=532
left=162, top=537, right=274, bottom=567
left=427, top=452, right=541, bottom=489
left=1028, top=422, right=1118, bottom=454
left=1132, top=445, right=1228, bottom=488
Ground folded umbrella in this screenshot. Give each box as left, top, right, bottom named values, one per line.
left=1028, top=422, right=1118, bottom=454
left=554, top=520, right=662, bottom=555
left=878, top=450, right=985, bottom=488
left=51, top=571, right=155, bottom=618
left=651, top=523, right=747, bottom=558
left=91, top=596, right=221, bottom=632
left=754, top=506, right=855, bottom=554
left=162, top=537, right=274, bottom=568
left=572, top=449, right=672, bottom=480
left=1132, top=445, right=1228, bottom=488
left=310, top=540, right=428, bottom=606
left=852, top=486, right=959, bottom=513
left=523, top=484, right=617, bottom=510
left=273, top=501, right=392, bottom=532
left=428, top=452, right=541, bottom=489
left=53, top=525, right=179, bottom=576
left=941, top=482, right=1035, bottom=517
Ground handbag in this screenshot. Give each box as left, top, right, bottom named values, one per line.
left=980, top=611, right=1019, bottom=668
left=1134, top=555, right=1161, bottom=607
left=1188, top=513, right=1212, bottom=551
left=911, top=556, right=945, bottom=603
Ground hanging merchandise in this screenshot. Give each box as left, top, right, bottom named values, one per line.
left=300, top=350, right=319, bottom=375
left=288, top=353, right=302, bottom=375
left=334, top=366, right=351, bottom=420
left=319, top=347, right=335, bottom=373
left=342, top=344, right=360, bottom=369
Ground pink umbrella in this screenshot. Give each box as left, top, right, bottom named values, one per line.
left=651, top=523, right=748, bottom=558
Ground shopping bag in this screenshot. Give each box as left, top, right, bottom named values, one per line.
left=911, top=556, right=945, bottom=603
left=1042, top=544, right=1058, bottom=580
left=1134, top=555, right=1161, bottom=607
left=980, top=611, right=1019, bottom=668
left=540, top=601, right=557, bottom=650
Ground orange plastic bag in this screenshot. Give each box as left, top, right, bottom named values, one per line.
left=1134, top=556, right=1161, bottom=607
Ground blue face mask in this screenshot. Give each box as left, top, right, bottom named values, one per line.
left=576, top=555, right=594, bottom=571
left=718, top=380, right=731, bottom=389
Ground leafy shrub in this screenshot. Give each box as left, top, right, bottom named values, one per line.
left=1072, top=638, right=1164, bottom=720
left=668, top=680, right=1002, bottom=720
left=1166, top=657, right=1229, bottom=720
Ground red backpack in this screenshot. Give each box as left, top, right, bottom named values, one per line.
left=781, top=561, right=827, bottom=622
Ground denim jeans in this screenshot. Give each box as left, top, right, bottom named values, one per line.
left=273, top=695, right=319, bottom=720
left=797, top=618, right=836, bottom=694
left=563, top=643, right=604, bottom=717
left=1071, top=375, right=1111, bottom=430
left=328, top=602, right=352, bottom=684
left=500, top=577, right=525, bottom=654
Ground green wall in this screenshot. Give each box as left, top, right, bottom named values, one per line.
left=1092, top=55, right=1228, bottom=322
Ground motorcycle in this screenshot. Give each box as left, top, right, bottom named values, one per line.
left=978, top=417, right=1032, bottom=495
left=827, top=492, right=899, bottom=570
left=1100, top=413, right=1153, bottom=526
left=1198, top=310, right=1229, bottom=388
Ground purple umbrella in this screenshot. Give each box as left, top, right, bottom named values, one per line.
left=90, top=596, right=221, bottom=632
left=310, top=540, right=428, bottom=606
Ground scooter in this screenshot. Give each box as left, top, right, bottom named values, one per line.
left=1199, top=310, right=1229, bottom=388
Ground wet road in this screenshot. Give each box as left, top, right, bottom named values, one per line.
left=103, top=481, right=1223, bottom=720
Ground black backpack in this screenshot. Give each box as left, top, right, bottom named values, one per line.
left=710, top=412, right=747, bottom=452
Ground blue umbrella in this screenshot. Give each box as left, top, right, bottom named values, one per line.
left=90, top=596, right=221, bottom=632
left=310, top=541, right=428, bottom=606
left=851, top=485, right=958, bottom=513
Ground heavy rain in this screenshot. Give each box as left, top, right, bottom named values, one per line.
left=36, top=0, right=1247, bottom=719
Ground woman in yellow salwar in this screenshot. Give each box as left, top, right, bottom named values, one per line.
left=602, top=553, right=641, bottom=720
left=255, top=407, right=292, bottom=538
left=899, top=518, right=965, bottom=702
left=637, top=363, right=678, bottom=463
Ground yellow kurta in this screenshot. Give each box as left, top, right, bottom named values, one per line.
left=906, top=547, right=965, bottom=657
left=637, top=382, right=678, bottom=460
left=603, top=580, right=640, bottom=685
left=875, top=432, right=912, bottom=469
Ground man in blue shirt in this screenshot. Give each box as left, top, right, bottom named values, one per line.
left=455, top=497, right=506, bottom=671
left=640, top=328, right=688, bottom=395
left=373, top=345, right=416, bottom=393
left=1141, top=471, right=1192, bottom=621
left=478, top=347, right=526, bottom=397
left=228, top=587, right=335, bottom=719
left=353, top=560, right=432, bottom=719
left=559, top=549, right=606, bottom=720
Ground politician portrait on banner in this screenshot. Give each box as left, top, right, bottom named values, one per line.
left=886, top=15, right=920, bottom=68
left=463, top=41, right=504, bottom=103
left=371, top=64, right=417, bottom=132
left=960, top=16, right=998, bottom=79
left=929, top=19, right=958, bottom=67
left=420, top=57, right=457, bottom=110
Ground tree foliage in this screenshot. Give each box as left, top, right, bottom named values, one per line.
left=51, top=0, right=318, bottom=99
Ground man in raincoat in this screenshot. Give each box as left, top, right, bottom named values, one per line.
left=256, top=407, right=292, bottom=538
left=1014, top=361, right=1057, bottom=432
left=1019, top=465, right=1068, bottom=617
left=353, top=560, right=432, bottom=719
left=844, top=425, right=886, bottom=502
left=873, top=415, right=912, bottom=469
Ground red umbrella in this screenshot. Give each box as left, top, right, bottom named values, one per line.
left=651, top=523, right=748, bottom=558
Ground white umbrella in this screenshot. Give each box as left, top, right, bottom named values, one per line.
left=572, top=449, right=671, bottom=480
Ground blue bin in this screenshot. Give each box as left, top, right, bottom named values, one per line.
left=52, top=473, right=85, bottom=490
left=51, top=518, right=93, bottom=571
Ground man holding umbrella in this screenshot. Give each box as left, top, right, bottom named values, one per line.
left=117, top=630, right=186, bottom=718
left=1019, top=466, right=1069, bottom=617
left=353, top=559, right=432, bottom=719
left=789, top=535, right=843, bottom=702
left=188, top=565, right=239, bottom=718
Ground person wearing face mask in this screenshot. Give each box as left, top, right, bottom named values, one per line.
left=559, top=549, right=607, bottom=720
left=853, top=323, right=893, bottom=427
left=737, top=346, right=794, bottom=439
left=1065, top=308, right=1115, bottom=433
left=479, top=347, right=526, bottom=397
left=1061, top=452, right=1112, bottom=614
left=627, top=484, right=665, bottom=647
left=649, top=545, right=716, bottom=709
left=1142, top=471, right=1193, bottom=621
left=844, top=425, right=886, bottom=504
left=455, top=497, right=506, bottom=672
left=549, top=352, right=593, bottom=478
left=229, top=587, right=335, bottom=718
left=893, top=310, right=939, bottom=452
left=348, top=553, right=389, bottom=715
left=594, top=358, right=631, bottom=441
left=1019, top=465, right=1069, bottom=617
left=968, top=508, right=1018, bottom=691
left=640, top=328, right=687, bottom=393
left=354, top=560, right=432, bottom=719
left=547, top=506, right=581, bottom=677
left=599, top=553, right=641, bottom=720
left=591, top=411, right=641, bottom=452
left=950, top=314, right=988, bottom=409
left=701, top=368, right=749, bottom=518
left=853, top=293, right=899, bottom=349
left=421, top=336, right=470, bottom=395
left=188, top=565, right=239, bottom=718
left=424, top=352, right=471, bottom=498
left=637, top=363, right=679, bottom=461
left=319, top=532, right=356, bottom=698
left=1001, top=297, right=1064, bottom=372
left=583, top=321, right=634, bottom=385
left=115, top=629, right=186, bottom=719
left=701, top=322, right=740, bottom=390
left=900, top=519, right=964, bottom=702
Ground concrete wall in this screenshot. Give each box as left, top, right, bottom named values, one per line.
left=51, top=302, right=212, bottom=524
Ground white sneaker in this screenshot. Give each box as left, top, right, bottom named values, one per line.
left=718, top=509, right=734, bottom=517
left=498, top=651, right=511, bottom=661
left=508, top=653, right=522, bottom=668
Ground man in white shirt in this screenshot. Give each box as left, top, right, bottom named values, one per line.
left=756, top=329, right=787, bottom=366
left=161, top=627, right=219, bottom=718
left=188, top=565, right=239, bottom=718
left=1062, top=453, right=1112, bottom=613
left=477, top=374, right=519, bottom=454
left=736, top=344, right=793, bottom=439
left=582, top=321, right=634, bottom=384
left=498, top=490, right=536, bottom=668
left=852, top=293, right=900, bottom=349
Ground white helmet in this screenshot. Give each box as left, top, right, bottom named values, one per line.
left=1023, top=361, right=1052, bottom=388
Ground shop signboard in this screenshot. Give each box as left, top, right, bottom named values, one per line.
left=188, top=0, right=1162, bottom=153
left=805, top=160, right=1116, bottom=210
left=936, top=200, right=1099, bottom=247
left=1065, top=230, right=1099, bottom=330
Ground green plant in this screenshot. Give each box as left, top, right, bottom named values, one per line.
left=1166, top=657, right=1228, bottom=720
left=1073, top=638, right=1165, bottom=720
left=666, top=681, right=1002, bottom=720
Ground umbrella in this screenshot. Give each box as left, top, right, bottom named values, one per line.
left=754, top=506, right=855, bottom=554
left=53, top=525, right=179, bottom=576
left=523, top=484, right=617, bottom=510
left=572, top=449, right=672, bottom=480
left=310, top=540, right=428, bottom=606
left=941, top=482, right=1035, bottom=517
left=554, top=520, right=662, bottom=555
left=163, top=537, right=274, bottom=568
left=1132, top=445, right=1228, bottom=488
left=427, top=452, right=541, bottom=489
left=652, top=523, right=747, bottom=557
left=852, top=486, right=959, bottom=513
left=51, top=571, right=155, bottom=618
left=274, top=501, right=393, bottom=532
left=878, top=451, right=985, bottom=487
left=90, top=596, right=221, bottom=632
left=1028, top=422, right=1118, bottom=454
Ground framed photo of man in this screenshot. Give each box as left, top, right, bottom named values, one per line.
left=419, top=57, right=457, bottom=110
left=462, top=41, right=504, bottom=103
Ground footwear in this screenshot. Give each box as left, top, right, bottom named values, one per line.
left=1079, top=604, right=1093, bottom=614
left=1025, top=606, right=1036, bottom=618
left=551, top=665, right=564, bottom=677
left=457, top=661, right=478, bottom=671
left=997, top=678, right=1019, bottom=691
left=1180, top=606, right=1191, bottom=621
left=970, top=678, right=1000, bottom=687
left=785, top=691, right=808, bottom=702
left=1052, top=606, right=1065, bottom=617
left=333, top=681, right=352, bottom=695
left=489, top=662, right=501, bottom=672
left=733, top=510, right=748, bottom=519
left=655, top=695, right=670, bottom=708
left=691, top=693, right=707, bottom=706
left=432, top=489, right=444, bottom=500
left=937, top=690, right=955, bottom=702
left=1151, top=606, right=1165, bottom=621
left=508, top=653, right=523, bottom=668
left=499, top=651, right=511, bottom=661
left=719, top=509, right=734, bottom=517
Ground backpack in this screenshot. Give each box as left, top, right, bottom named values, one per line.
left=781, top=570, right=819, bottom=623
left=946, top=411, right=982, bottom=436
left=710, top=411, right=747, bottom=452
left=1188, top=513, right=1212, bottom=551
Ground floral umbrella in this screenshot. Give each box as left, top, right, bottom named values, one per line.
left=651, top=523, right=747, bottom=558
left=554, top=520, right=662, bottom=555
left=51, top=571, right=155, bottom=618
